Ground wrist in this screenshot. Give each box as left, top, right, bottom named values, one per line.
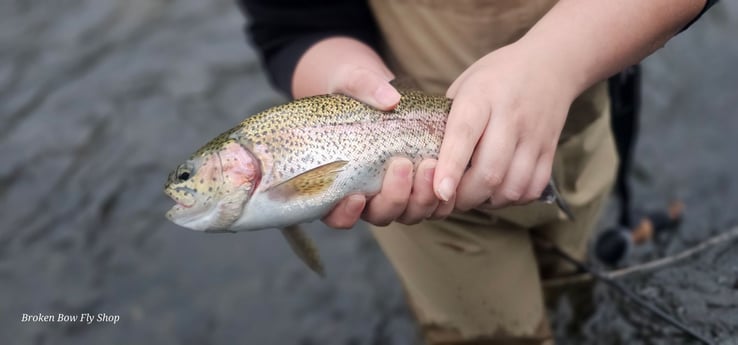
left=292, top=37, right=394, bottom=99
left=514, top=0, right=704, bottom=100
left=504, top=39, right=583, bottom=104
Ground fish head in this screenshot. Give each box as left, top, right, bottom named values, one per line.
left=164, top=138, right=260, bottom=231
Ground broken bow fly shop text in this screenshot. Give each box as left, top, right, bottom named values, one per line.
left=21, top=313, right=120, bottom=325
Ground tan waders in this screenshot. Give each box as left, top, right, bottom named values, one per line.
left=367, top=1, right=618, bottom=343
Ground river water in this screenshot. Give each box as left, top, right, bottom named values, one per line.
left=1, top=1, right=736, bottom=344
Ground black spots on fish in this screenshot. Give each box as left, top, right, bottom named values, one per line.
left=299, top=155, right=314, bottom=164
left=195, top=134, right=242, bottom=157
left=199, top=178, right=204, bottom=184
left=185, top=91, right=449, bottom=198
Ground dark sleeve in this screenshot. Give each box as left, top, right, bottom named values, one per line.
left=237, top=0, right=381, bottom=97
left=681, top=0, right=719, bottom=32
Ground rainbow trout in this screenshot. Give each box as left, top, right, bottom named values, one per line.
left=164, top=89, right=572, bottom=275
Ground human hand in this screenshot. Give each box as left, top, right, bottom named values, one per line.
left=324, top=158, right=445, bottom=229
left=318, top=68, right=444, bottom=229
left=291, top=37, right=443, bottom=229
left=434, top=42, right=579, bottom=211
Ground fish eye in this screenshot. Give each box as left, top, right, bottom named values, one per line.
left=178, top=171, right=191, bottom=181
left=176, top=164, right=193, bottom=182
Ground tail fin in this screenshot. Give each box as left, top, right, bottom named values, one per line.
left=540, top=179, right=575, bottom=221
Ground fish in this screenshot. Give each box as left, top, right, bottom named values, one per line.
left=164, top=89, right=573, bottom=275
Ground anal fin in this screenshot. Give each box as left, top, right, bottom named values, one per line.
left=281, top=225, right=325, bottom=277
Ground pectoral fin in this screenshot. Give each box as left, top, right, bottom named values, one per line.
left=280, top=225, right=325, bottom=277
left=267, top=160, right=349, bottom=201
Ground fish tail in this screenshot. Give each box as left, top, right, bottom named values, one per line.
left=541, top=179, right=575, bottom=221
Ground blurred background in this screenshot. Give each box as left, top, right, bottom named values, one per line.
left=1, top=1, right=736, bottom=344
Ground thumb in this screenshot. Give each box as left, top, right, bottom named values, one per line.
left=332, top=67, right=401, bottom=111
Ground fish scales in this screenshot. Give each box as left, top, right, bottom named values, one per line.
left=233, top=90, right=449, bottom=192
left=164, top=89, right=572, bottom=274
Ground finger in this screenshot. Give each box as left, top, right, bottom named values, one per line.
left=433, top=93, right=489, bottom=203
left=446, top=69, right=471, bottom=98
left=363, top=158, right=413, bottom=226
left=521, top=151, right=554, bottom=203
left=454, top=116, right=516, bottom=210
left=490, top=145, right=537, bottom=207
left=332, top=67, right=401, bottom=110
left=321, top=194, right=366, bottom=229
left=430, top=193, right=456, bottom=220
left=397, top=159, right=440, bottom=225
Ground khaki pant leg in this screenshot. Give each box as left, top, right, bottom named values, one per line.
left=532, top=184, right=613, bottom=279
left=369, top=94, right=618, bottom=345
left=535, top=110, right=619, bottom=277
left=370, top=213, right=553, bottom=345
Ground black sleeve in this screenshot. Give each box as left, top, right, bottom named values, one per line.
left=237, top=0, right=381, bottom=97
left=682, top=0, right=719, bottom=32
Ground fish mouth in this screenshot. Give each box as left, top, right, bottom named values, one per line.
left=164, top=190, right=198, bottom=225
left=165, top=201, right=204, bottom=227
left=173, top=200, right=193, bottom=209
left=165, top=186, right=197, bottom=208
left=165, top=201, right=193, bottom=221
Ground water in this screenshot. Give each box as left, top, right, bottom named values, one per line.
left=1, top=1, right=736, bottom=344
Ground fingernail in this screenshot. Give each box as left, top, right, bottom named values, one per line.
left=437, top=177, right=455, bottom=202
left=346, top=195, right=365, bottom=214
left=374, top=84, right=400, bottom=108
